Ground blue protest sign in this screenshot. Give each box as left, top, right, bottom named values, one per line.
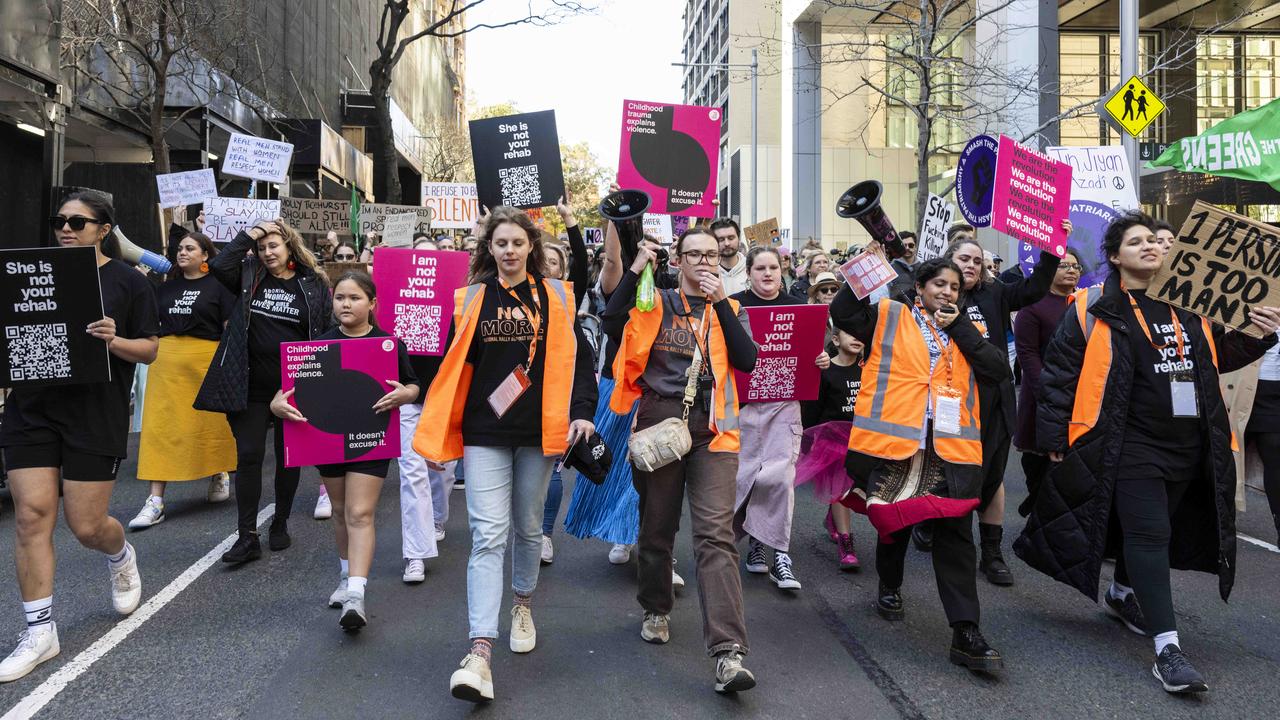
left=955, top=135, right=998, bottom=228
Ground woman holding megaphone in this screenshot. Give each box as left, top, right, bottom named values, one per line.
left=0, top=191, right=159, bottom=683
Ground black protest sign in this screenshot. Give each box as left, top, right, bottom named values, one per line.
left=0, top=246, right=110, bottom=387
left=1151, top=200, right=1280, bottom=338
left=469, top=110, right=565, bottom=210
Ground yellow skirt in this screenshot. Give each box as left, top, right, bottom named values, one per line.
left=137, top=335, right=237, bottom=481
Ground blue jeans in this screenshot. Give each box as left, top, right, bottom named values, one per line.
left=463, top=445, right=555, bottom=640
left=542, top=468, right=563, bottom=536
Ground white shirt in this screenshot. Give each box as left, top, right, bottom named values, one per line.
left=1260, top=341, right=1280, bottom=381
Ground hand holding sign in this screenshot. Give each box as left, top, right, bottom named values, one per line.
left=1250, top=306, right=1280, bottom=334
left=271, top=387, right=308, bottom=423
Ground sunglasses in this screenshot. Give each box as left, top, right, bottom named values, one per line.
left=49, top=215, right=103, bottom=232
left=335, top=252, right=357, bottom=261
left=817, top=286, right=839, bottom=294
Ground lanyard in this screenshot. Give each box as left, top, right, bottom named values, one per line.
left=677, top=290, right=713, bottom=375
left=498, top=274, right=543, bottom=369
left=1124, top=283, right=1186, bottom=364
left=915, top=300, right=956, bottom=390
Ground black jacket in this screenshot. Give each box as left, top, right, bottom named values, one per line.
left=1013, top=273, right=1275, bottom=602
left=194, top=230, right=332, bottom=413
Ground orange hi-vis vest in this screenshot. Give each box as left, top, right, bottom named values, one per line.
left=1064, top=286, right=1233, bottom=449
left=610, top=290, right=742, bottom=452
left=413, top=277, right=578, bottom=462
left=847, top=298, right=983, bottom=465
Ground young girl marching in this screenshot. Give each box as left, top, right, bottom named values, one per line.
left=271, top=271, right=419, bottom=632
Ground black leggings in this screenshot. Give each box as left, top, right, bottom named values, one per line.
left=1248, top=432, right=1280, bottom=523
left=876, top=515, right=980, bottom=626
left=1111, top=476, right=1191, bottom=636
left=227, top=401, right=300, bottom=533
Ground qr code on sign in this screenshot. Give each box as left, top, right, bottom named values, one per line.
left=498, top=164, right=541, bottom=206
left=7, top=323, right=71, bottom=382
left=747, top=356, right=797, bottom=401
left=394, top=304, right=443, bottom=354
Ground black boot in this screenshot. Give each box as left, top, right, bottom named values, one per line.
left=978, top=523, right=1014, bottom=586
left=949, top=622, right=1003, bottom=672
left=269, top=516, right=292, bottom=551
left=911, top=523, right=933, bottom=552
left=221, top=532, right=262, bottom=564
left=875, top=582, right=904, bottom=621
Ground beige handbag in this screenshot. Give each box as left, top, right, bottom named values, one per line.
left=627, top=341, right=703, bottom=472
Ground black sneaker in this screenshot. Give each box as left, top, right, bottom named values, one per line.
left=875, top=582, right=904, bottom=621
left=221, top=533, right=261, bottom=564
left=911, top=523, right=933, bottom=552
left=268, top=518, right=292, bottom=551
left=1153, top=645, right=1208, bottom=694
left=949, top=622, right=1003, bottom=672
left=744, top=537, right=768, bottom=573
left=768, top=552, right=801, bottom=590
left=1103, top=590, right=1148, bottom=636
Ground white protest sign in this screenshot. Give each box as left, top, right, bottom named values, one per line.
left=358, top=203, right=434, bottom=236
left=916, top=193, right=955, bottom=262
left=643, top=214, right=673, bottom=245
left=380, top=212, right=417, bottom=248
left=155, top=168, right=217, bottom=209
left=204, top=197, right=282, bottom=243
left=1044, top=145, right=1140, bottom=212
left=421, top=182, right=479, bottom=229
left=221, top=133, right=294, bottom=183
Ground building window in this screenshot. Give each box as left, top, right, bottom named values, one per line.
left=1197, top=36, right=1237, bottom=133
left=1058, top=32, right=1158, bottom=146
left=1246, top=36, right=1280, bottom=109
left=883, top=32, right=964, bottom=161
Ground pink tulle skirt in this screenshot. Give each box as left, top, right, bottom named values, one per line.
left=795, top=421, right=854, bottom=504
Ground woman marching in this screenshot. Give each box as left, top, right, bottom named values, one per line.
left=194, top=220, right=332, bottom=564
left=0, top=192, right=158, bottom=682
left=831, top=251, right=1011, bottom=672
left=272, top=271, right=418, bottom=631
left=128, top=230, right=237, bottom=529
left=414, top=206, right=596, bottom=703
left=1015, top=212, right=1280, bottom=693
left=731, top=246, right=830, bottom=591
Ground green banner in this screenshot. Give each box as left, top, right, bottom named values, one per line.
left=1148, top=96, right=1280, bottom=190
left=349, top=185, right=361, bottom=249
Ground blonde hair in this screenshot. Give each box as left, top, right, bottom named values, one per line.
left=260, top=220, right=319, bottom=274
left=544, top=242, right=570, bottom=280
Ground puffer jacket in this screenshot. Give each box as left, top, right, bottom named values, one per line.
left=194, top=230, right=332, bottom=413
left=1013, top=273, right=1274, bottom=602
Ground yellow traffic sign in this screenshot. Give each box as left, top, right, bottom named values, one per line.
left=1104, top=75, right=1165, bottom=137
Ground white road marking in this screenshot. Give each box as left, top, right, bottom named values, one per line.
left=1239, top=532, right=1280, bottom=554
left=1, top=505, right=275, bottom=720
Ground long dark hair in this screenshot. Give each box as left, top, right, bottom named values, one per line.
left=333, top=269, right=378, bottom=328
left=469, top=206, right=546, bottom=283
left=58, top=190, right=120, bottom=258
left=170, top=231, right=218, bottom=280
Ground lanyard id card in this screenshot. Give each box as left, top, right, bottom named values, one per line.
left=488, top=364, right=533, bottom=419
left=1170, top=372, right=1199, bottom=418
left=933, top=387, right=962, bottom=436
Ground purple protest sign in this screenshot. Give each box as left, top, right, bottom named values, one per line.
left=991, top=134, right=1072, bottom=258
left=955, top=135, right=998, bottom=228
left=733, top=304, right=828, bottom=402
left=618, top=99, right=721, bottom=217
left=1019, top=200, right=1117, bottom=287
left=281, top=337, right=400, bottom=468
left=371, top=248, right=470, bottom=356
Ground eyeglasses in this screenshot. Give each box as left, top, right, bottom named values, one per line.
left=1060, top=263, right=1082, bottom=272
left=680, top=251, right=719, bottom=265
left=49, top=215, right=102, bottom=232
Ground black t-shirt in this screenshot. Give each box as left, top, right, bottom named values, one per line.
left=802, top=361, right=863, bottom=427
left=462, top=278, right=548, bottom=447
left=962, top=300, right=991, bottom=339
left=730, top=289, right=801, bottom=308
left=1119, top=289, right=1203, bottom=480
left=0, top=259, right=160, bottom=457
left=248, top=274, right=310, bottom=401
left=316, top=325, right=418, bottom=388
left=156, top=274, right=236, bottom=340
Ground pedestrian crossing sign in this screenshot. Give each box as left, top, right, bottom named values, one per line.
left=1104, top=75, right=1165, bottom=137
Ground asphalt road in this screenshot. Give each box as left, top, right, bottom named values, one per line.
left=0, top=436, right=1277, bottom=719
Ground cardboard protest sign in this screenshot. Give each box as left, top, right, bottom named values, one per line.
left=643, top=214, right=673, bottom=245
left=916, top=194, right=954, bottom=262
left=1150, top=200, right=1280, bottom=338
left=991, top=135, right=1072, bottom=258
left=280, top=337, right=400, bottom=467
left=0, top=247, right=110, bottom=387
left=155, top=168, right=217, bottom=209
left=221, top=132, right=294, bottom=183
left=1045, top=145, right=1140, bottom=211
left=280, top=198, right=352, bottom=235
left=618, top=99, right=721, bottom=217
left=358, top=203, right=434, bottom=237
left=733, top=304, right=828, bottom=402
left=203, top=198, right=282, bottom=244
left=744, top=218, right=780, bottom=247
left=1019, top=200, right=1117, bottom=287
left=323, top=262, right=369, bottom=288
left=371, top=248, right=470, bottom=355
left=380, top=213, right=417, bottom=248
left=469, top=110, right=565, bottom=210
left=838, top=250, right=898, bottom=300
left=421, top=182, right=480, bottom=229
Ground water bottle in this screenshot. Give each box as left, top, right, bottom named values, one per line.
left=636, top=263, right=655, bottom=312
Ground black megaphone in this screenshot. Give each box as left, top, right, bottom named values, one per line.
left=837, top=180, right=906, bottom=259
left=599, top=189, right=651, bottom=267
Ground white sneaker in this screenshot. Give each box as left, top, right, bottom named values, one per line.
left=434, top=523, right=447, bottom=542
left=510, top=605, right=536, bottom=653
left=403, top=559, right=426, bottom=584
left=672, top=558, right=685, bottom=589
left=540, top=536, right=554, bottom=565
left=328, top=578, right=348, bottom=609
left=109, top=544, right=142, bottom=615
left=314, top=492, right=332, bottom=520
left=608, top=543, right=633, bottom=565
left=127, top=497, right=165, bottom=530
left=0, top=624, right=60, bottom=683
left=207, top=472, right=231, bottom=503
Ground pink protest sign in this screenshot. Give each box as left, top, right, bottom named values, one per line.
left=618, top=99, right=721, bottom=217
left=733, top=304, right=829, bottom=402
left=371, top=248, right=470, bottom=355
left=280, top=337, right=400, bottom=468
left=991, top=135, right=1072, bottom=258
left=838, top=250, right=897, bottom=300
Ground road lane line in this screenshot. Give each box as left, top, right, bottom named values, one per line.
left=1239, top=532, right=1280, bottom=554
left=1, top=504, right=275, bottom=720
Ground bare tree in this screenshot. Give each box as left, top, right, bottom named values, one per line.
left=420, top=116, right=475, bottom=183
left=370, top=0, right=593, bottom=204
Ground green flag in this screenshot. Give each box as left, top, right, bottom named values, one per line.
left=349, top=185, right=361, bottom=250
left=1148, top=97, right=1280, bottom=190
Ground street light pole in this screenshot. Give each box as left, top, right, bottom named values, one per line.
left=672, top=55, right=760, bottom=223
left=1120, top=0, right=1140, bottom=194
